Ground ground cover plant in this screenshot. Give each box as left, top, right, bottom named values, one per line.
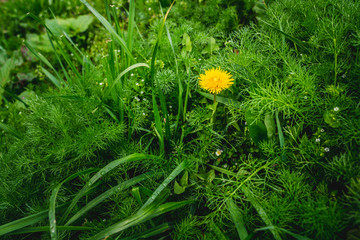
left=1, top=0, right=360, bottom=239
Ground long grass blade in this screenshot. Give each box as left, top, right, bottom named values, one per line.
left=24, top=40, right=63, bottom=86
left=140, top=160, right=187, bottom=210
left=60, top=153, right=156, bottom=224
left=104, top=63, right=150, bottom=99
left=65, top=172, right=156, bottom=226
left=241, top=185, right=282, bottom=240
left=89, top=200, right=193, bottom=240
left=0, top=122, right=22, bottom=139
left=41, top=66, right=61, bottom=88
left=10, top=226, right=94, bottom=235
left=115, top=222, right=172, bottom=240
left=80, top=0, right=134, bottom=61
left=0, top=204, right=68, bottom=236
left=49, top=168, right=98, bottom=240
left=255, top=226, right=312, bottom=240
left=226, top=199, right=248, bottom=240
left=275, top=110, right=286, bottom=161
left=127, top=0, right=135, bottom=53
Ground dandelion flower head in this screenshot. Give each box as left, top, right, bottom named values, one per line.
left=199, top=67, right=234, bottom=94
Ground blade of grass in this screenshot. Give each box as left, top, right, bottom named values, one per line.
left=210, top=221, right=229, bottom=240
left=89, top=200, right=193, bottom=240
left=140, top=160, right=187, bottom=210
left=152, top=93, right=165, bottom=155
left=80, top=0, right=134, bottom=61
left=103, top=63, right=150, bottom=99
left=24, top=40, right=64, bottom=86
left=59, top=153, right=156, bottom=224
left=65, top=172, right=157, bottom=226
left=241, top=186, right=282, bottom=240
left=275, top=110, right=286, bottom=161
left=49, top=168, right=98, bottom=240
left=255, top=226, right=312, bottom=240
left=41, top=66, right=61, bottom=88
left=226, top=199, right=248, bottom=240
left=127, top=0, right=135, bottom=53
left=0, top=204, right=68, bottom=236
left=10, top=226, right=94, bottom=235
left=258, top=18, right=310, bottom=50
left=115, top=222, right=172, bottom=240
left=0, top=122, right=22, bottom=139
left=150, top=1, right=175, bottom=150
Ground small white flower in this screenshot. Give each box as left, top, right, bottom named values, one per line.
left=321, top=128, right=325, bottom=132
left=141, top=79, right=145, bottom=82
left=134, top=96, right=140, bottom=101
left=99, top=82, right=104, bottom=86
left=19, top=111, right=22, bottom=115
left=315, top=138, right=320, bottom=142
left=244, top=121, right=247, bottom=125
left=136, top=83, right=139, bottom=86
left=148, top=7, right=151, bottom=11
left=334, top=107, right=339, bottom=112
left=140, top=91, right=144, bottom=94
left=169, top=105, right=172, bottom=108
left=324, top=147, right=330, bottom=152
left=130, top=73, right=134, bottom=77
left=223, top=164, right=228, bottom=168
left=304, top=96, right=308, bottom=99
left=143, top=98, right=147, bottom=101
left=199, top=58, right=202, bottom=61
left=215, top=149, right=223, bottom=156
left=142, top=113, right=146, bottom=116
left=116, top=7, right=119, bottom=10
left=110, top=4, right=115, bottom=7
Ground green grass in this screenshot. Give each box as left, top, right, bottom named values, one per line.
left=1, top=0, right=360, bottom=239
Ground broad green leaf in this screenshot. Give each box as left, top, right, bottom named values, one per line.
left=202, top=37, right=220, bottom=54
left=174, top=180, right=186, bottom=194
left=245, top=109, right=268, bottom=144
left=180, top=171, right=189, bottom=186
left=182, top=33, right=192, bottom=52
left=264, top=112, right=276, bottom=139
left=26, top=33, right=53, bottom=52
left=198, top=91, right=243, bottom=109
left=323, top=111, right=340, bottom=128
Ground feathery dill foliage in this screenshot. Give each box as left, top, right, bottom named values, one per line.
left=1, top=0, right=360, bottom=239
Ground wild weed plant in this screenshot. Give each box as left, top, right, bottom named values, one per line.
left=0, top=0, right=360, bottom=239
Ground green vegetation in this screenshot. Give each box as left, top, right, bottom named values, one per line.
left=1, top=0, right=360, bottom=239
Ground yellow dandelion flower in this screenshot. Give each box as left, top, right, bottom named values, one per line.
left=198, top=67, right=234, bottom=94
